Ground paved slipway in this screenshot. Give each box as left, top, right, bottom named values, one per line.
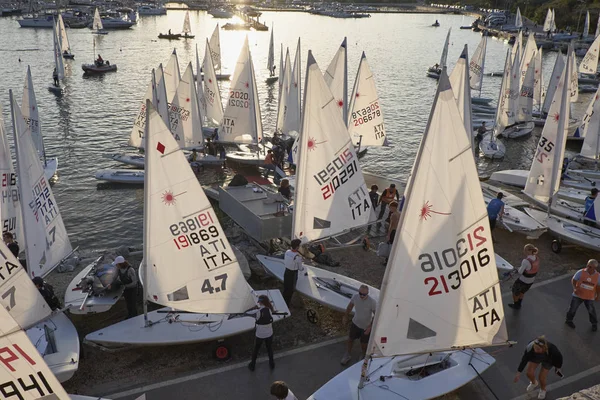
left=103, top=275, right=600, bottom=400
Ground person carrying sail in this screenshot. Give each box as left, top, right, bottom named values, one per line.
left=508, top=244, right=540, bottom=310
left=283, top=239, right=304, bottom=306
left=377, top=183, right=400, bottom=222
left=247, top=294, right=276, bottom=371
left=341, top=285, right=377, bottom=365
left=514, top=336, right=563, bottom=400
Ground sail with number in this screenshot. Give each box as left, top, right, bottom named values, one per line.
left=182, top=11, right=192, bottom=35
left=570, top=46, right=578, bottom=102
left=202, top=39, right=224, bottom=125
left=276, top=48, right=292, bottom=133
left=21, top=67, right=45, bottom=162
left=57, top=14, right=70, bottom=54
left=449, top=45, right=473, bottom=143
left=524, top=50, right=571, bottom=205
left=209, top=24, right=222, bottom=73
left=164, top=49, right=181, bottom=103
left=366, top=69, right=507, bottom=358
left=53, top=21, right=65, bottom=81
left=144, top=100, right=256, bottom=313
left=324, top=38, right=348, bottom=123
left=93, top=8, right=103, bottom=31
left=543, top=9, right=553, bottom=32
left=0, top=104, right=22, bottom=244
left=517, top=56, right=535, bottom=123
left=469, top=36, right=487, bottom=92
left=170, top=63, right=204, bottom=149
left=293, top=52, right=374, bottom=243
left=347, top=52, right=386, bottom=147
left=219, top=36, right=262, bottom=143
left=515, top=7, right=523, bottom=28
left=267, top=28, right=275, bottom=74
left=585, top=11, right=590, bottom=38
left=11, top=94, right=72, bottom=278
left=580, top=87, right=600, bottom=160
left=440, top=28, right=451, bottom=68
left=580, top=34, right=600, bottom=75
left=283, top=38, right=302, bottom=135
left=542, top=53, right=565, bottom=114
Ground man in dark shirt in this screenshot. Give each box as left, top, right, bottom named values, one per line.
left=32, top=277, right=61, bottom=311
left=369, top=185, right=379, bottom=208
left=3, top=232, right=19, bottom=258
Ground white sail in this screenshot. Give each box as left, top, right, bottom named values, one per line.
left=542, top=53, right=565, bottom=114
left=520, top=33, right=536, bottom=87
left=93, top=8, right=103, bottom=31
left=509, top=48, right=521, bottom=126
left=570, top=46, right=578, bottom=102
left=534, top=48, right=545, bottom=108
left=348, top=52, right=386, bottom=147
left=57, top=14, right=70, bottom=53
left=324, top=38, right=348, bottom=123
left=596, top=13, right=600, bottom=38
left=515, top=7, right=523, bottom=28
left=219, top=36, right=262, bottom=143
left=164, top=49, right=181, bottom=103
left=580, top=87, right=600, bottom=159
left=449, top=45, right=473, bottom=143
left=21, top=67, right=45, bottom=163
left=144, top=100, right=256, bottom=313
left=129, top=80, right=153, bottom=148
left=293, top=52, right=374, bottom=243
left=440, top=28, right=451, bottom=68
left=366, top=70, right=508, bottom=358
left=551, top=9, right=557, bottom=31
left=0, top=104, right=22, bottom=244
left=182, top=11, right=192, bottom=35
left=276, top=48, right=292, bottom=133
left=203, top=39, right=224, bottom=125
left=170, top=63, right=204, bottom=149
left=511, top=31, right=523, bottom=64
left=469, top=36, right=487, bottom=92
left=154, top=66, right=171, bottom=130
left=517, top=56, right=535, bottom=122
left=278, top=43, right=284, bottom=93
left=495, top=50, right=513, bottom=134
left=52, top=21, right=64, bottom=81
left=195, top=44, right=206, bottom=124
left=580, top=34, right=600, bottom=75
left=209, top=24, right=221, bottom=72
left=283, top=38, right=302, bottom=135
left=267, top=28, right=275, bottom=74
left=524, top=50, right=571, bottom=204
left=584, top=11, right=590, bottom=38
left=11, top=96, right=72, bottom=278
left=543, top=9, right=553, bottom=32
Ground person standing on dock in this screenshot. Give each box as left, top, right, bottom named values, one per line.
left=487, top=192, right=505, bottom=241
left=508, top=244, right=540, bottom=310
left=247, top=295, right=276, bottom=371
left=514, top=336, right=563, bottom=400
left=283, top=239, right=303, bottom=306
left=341, top=285, right=376, bottom=365
left=565, top=259, right=600, bottom=331
left=110, top=256, right=139, bottom=319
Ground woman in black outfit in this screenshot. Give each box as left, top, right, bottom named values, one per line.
left=513, top=336, right=563, bottom=400
left=247, top=295, right=276, bottom=371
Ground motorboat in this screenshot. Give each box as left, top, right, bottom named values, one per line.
left=208, top=8, right=234, bottom=18
left=82, top=60, right=117, bottom=74
left=138, top=4, right=167, bottom=15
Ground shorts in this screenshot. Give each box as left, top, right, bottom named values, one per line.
left=489, top=217, right=497, bottom=230
left=349, top=322, right=370, bottom=344
left=512, top=279, right=533, bottom=296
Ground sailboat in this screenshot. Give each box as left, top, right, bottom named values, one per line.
left=324, top=38, right=348, bottom=123
left=181, top=10, right=194, bottom=39
left=499, top=49, right=535, bottom=139
left=515, top=7, right=522, bottom=29
left=470, top=35, right=493, bottom=105
left=202, top=39, right=224, bottom=126
left=163, top=49, right=181, bottom=104
left=579, top=33, right=600, bottom=77
left=86, top=100, right=289, bottom=349
left=9, top=89, right=80, bottom=383
left=57, top=14, right=73, bottom=59
left=22, top=67, right=58, bottom=180
left=426, top=28, right=450, bottom=79
left=275, top=48, right=292, bottom=136
left=575, top=87, right=600, bottom=164
left=347, top=52, right=387, bottom=150
left=49, top=19, right=65, bottom=94
left=208, top=24, right=231, bottom=80
left=479, top=50, right=509, bottom=158
left=543, top=9, right=554, bottom=34
left=266, top=27, right=278, bottom=84
left=92, top=8, right=107, bottom=35
left=282, top=38, right=302, bottom=136
left=81, top=37, right=117, bottom=74
left=309, top=67, right=508, bottom=400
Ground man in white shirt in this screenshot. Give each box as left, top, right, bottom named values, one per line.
left=283, top=239, right=303, bottom=306
left=341, top=285, right=377, bottom=365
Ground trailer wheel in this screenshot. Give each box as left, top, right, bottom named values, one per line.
left=306, top=309, right=318, bottom=324
left=214, top=342, right=231, bottom=361
left=551, top=240, right=562, bottom=254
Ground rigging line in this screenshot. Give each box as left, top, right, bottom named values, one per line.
left=469, top=362, right=500, bottom=400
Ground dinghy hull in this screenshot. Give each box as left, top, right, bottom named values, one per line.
left=82, top=64, right=117, bottom=74
left=84, top=290, right=289, bottom=349
left=95, top=169, right=144, bottom=184
left=44, top=157, right=58, bottom=180
left=479, top=134, right=506, bottom=159
left=526, top=208, right=600, bottom=251
left=489, top=169, right=528, bottom=188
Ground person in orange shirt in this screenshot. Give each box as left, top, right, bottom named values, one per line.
left=565, top=259, right=600, bottom=331
left=263, top=150, right=277, bottom=179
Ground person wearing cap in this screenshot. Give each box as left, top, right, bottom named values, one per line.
left=32, top=277, right=61, bottom=311
left=110, top=256, right=138, bottom=319
left=246, top=294, right=276, bottom=371
left=487, top=192, right=505, bottom=233
left=514, top=335, right=563, bottom=400
left=509, top=244, right=540, bottom=310
left=565, top=259, right=600, bottom=331
left=377, top=183, right=400, bottom=222
left=583, top=188, right=599, bottom=226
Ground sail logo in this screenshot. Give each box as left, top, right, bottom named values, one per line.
left=419, top=201, right=450, bottom=221
left=28, top=178, right=57, bottom=226
left=313, top=147, right=357, bottom=200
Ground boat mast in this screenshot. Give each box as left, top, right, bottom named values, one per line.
left=479, top=35, right=487, bottom=98
left=491, top=50, right=511, bottom=144
left=343, top=37, right=348, bottom=127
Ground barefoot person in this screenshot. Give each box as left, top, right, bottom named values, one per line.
left=514, top=336, right=563, bottom=400
left=340, top=285, right=377, bottom=365
left=508, top=244, right=540, bottom=310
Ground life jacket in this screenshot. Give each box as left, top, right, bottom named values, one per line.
left=522, top=256, right=540, bottom=278
left=576, top=269, right=600, bottom=300
left=119, top=266, right=133, bottom=286
left=382, top=187, right=397, bottom=204
left=256, top=307, right=273, bottom=325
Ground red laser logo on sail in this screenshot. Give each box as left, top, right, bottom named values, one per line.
left=419, top=201, right=450, bottom=221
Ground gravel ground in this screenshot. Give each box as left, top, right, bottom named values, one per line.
left=45, top=214, right=597, bottom=398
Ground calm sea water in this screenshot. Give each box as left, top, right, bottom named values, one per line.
left=0, top=11, right=590, bottom=250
